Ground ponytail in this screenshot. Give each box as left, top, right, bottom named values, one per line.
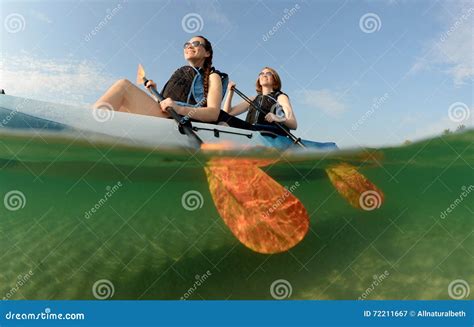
left=196, top=35, right=213, bottom=105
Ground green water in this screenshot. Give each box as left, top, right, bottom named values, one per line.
left=0, top=130, right=472, bottom=300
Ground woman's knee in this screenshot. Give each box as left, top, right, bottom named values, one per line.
left=114, top=78, right=133, bottom=90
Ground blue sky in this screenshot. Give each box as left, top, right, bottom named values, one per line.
left=1, top=0, right=472, bottom=148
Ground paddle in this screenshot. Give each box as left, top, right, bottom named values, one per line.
left=136, top=64, right=203, bottom=149
left=232, top=87, right=384, bottom=210
left=205, top=158, right=309, bottom=254
left=136, top=64, right=309, bottom=254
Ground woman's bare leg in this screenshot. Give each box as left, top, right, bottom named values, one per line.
left=94, top=79, right=168, bottom=118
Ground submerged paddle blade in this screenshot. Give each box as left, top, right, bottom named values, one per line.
left=136, top=64, right=146, bottom=84
left=326, top=163, right=384, bottom=210
left=205, top=158, right=309, bottom=254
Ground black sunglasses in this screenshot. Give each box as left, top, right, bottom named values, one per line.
left=183, top=41, right=205, bottom=49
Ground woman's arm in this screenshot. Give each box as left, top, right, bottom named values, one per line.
left=227, top=100, right=252, bottom=116
left=264, top=94, right=298, bottom=129
left=277, top=94, right=297, bottom=130
left=223, top=82, right=234, bottom=113
left=223, top=82, right=252, bottom=116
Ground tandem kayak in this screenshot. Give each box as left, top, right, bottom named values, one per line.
left=0, top=95, right=337, bottom=151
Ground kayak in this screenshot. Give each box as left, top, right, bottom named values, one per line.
left=0, top=95, right=337, bottom=151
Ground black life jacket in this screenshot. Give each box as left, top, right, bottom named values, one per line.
left=245, top=91, right=287, bottom=126
left=161, top=66, right=228, bottom=107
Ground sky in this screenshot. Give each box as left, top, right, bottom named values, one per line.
left=0, top=0, right=472, bottom=148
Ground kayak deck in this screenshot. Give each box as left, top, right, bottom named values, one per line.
left=0, top=95, right=337, bottom=151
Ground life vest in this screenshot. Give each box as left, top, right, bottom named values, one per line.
left=161, top=66, right=228, bottom=107
left=245, top=91, right=288, bottom=128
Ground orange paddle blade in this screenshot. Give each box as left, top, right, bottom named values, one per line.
left=136, top=64, right=146, bottom=85
left=205, top=158, right=309, bottom=254
left=326, top=163, right=384, bottom=210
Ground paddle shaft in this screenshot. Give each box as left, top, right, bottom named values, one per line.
left=232, top=87, right=305, bottom=148
left=141, top=78, right=203, bottom=148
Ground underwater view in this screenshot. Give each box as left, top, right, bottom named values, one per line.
left=1, top=129, right=472, bottom=300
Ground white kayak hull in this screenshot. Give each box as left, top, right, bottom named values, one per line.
left=0, top=95, right=337, bottom=151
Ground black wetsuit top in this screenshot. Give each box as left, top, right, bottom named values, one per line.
left=217, top=91, right=290, bottom=135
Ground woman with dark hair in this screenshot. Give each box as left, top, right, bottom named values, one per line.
left=218, top=67, right=297, bottom=133
left=94, top=36, right=225, bottom=122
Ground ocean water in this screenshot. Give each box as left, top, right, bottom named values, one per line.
left=0, top=129, right=472, bottom=300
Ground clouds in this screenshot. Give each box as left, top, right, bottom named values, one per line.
left=408, top=116, right=472, bottom=142
left=407, top=106, right=473, bottom=141
left=411, top=4, right=473, bottom=85
left=0, top=53, right=116, bottom=106
left=188, top=0, right=232, bottom=32
left=30, top=9, right=53, bottom=24
left=295, top=89, right=348, bottom=117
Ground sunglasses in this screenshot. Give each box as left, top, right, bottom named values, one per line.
left=183, top=41, right=205, bottom=49
left=259, top=72, right=273, bottom=77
